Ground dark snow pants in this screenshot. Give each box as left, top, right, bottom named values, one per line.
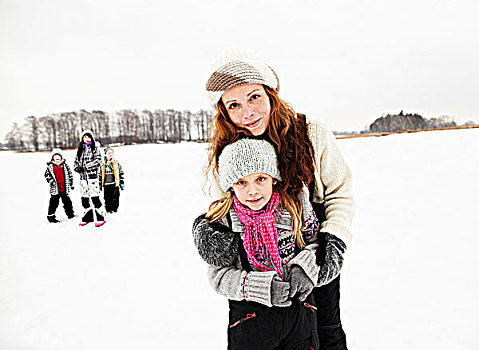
left=227, top=295, right=319, bottom=350
left=48, top=192, right=74, bottom=217
left=312, top=276, right=347, bottom=349
left=311, top=201, right=348, bottom=350
left=103, top=184, right=120, bottom=212
left=81, top=196, right=104, bottom=222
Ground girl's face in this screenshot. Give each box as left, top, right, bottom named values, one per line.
left=221, top=84, right=271, bottom=136
left=106, top=149, right=114, bottom=160
left=232, top=172, right=274, bottom=211
left=52, top=154, right=62, bottom=164
left=83, top=135, right=92, bottom=143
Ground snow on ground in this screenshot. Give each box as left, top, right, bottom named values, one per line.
left=0, top=128, right=478, bottom=349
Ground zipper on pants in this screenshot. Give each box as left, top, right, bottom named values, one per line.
left=229, top=313, right=257, bottom=328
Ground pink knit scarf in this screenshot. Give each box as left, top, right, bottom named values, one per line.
left=233, top=191, right=284, bottom=278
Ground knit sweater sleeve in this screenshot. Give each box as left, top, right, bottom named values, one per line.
left=207, top=265, right=277, bottom=307
left=307, top=117, right=354, bottom=247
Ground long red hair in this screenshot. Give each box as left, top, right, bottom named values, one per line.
left=206, top=85, right=316, bottom=200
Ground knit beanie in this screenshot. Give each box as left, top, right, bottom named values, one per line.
left=206, top=48, right=280, bottom=108
left=51, top=148, right=63, bottom=159
left=218, top=138, right=282, bottom=192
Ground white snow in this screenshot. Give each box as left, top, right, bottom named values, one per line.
left=0, top=129, right=478, bottom=349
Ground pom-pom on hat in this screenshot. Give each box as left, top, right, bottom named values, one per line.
left=206, top=48, right=280, bottom=109
left=218, top=138, right=281, bottom=192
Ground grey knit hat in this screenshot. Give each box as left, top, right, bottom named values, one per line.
left=218, top=138, right=282, bottom=192
left=206, top=48, right=280, bottom=108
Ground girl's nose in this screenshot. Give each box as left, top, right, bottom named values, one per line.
left=247, top=185, right=258, bottom=196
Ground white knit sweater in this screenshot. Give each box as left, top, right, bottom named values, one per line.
left=208, top=115, right=354, bottom=247
left=306, top=116, right=354, bottom=246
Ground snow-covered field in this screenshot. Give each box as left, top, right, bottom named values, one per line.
left=0, top=128, right=478, bottom=349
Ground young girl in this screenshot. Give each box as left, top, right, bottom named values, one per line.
left=74, top=130, right=106, bottom=227
left=193, top=138, right=321, bottom=350
left=99, top=147, right=125, bottom=213
left=44, top=148, right=75, bottom=223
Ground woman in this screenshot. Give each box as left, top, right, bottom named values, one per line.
left=74, top=130, right=106, bottom=227
left=194, top=48, right=353, bottom=349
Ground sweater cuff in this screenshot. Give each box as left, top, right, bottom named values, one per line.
left=288, top=250, right=319, bottom=285
left=320, top=221, right=352, bottom=248
left=243, top=271, right=277, bottom=307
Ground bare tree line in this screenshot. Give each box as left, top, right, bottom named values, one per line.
left=3, top=109, right=214, bottom=151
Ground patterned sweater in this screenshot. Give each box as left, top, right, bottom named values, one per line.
left=74, top=143, right=102, bottom=180
left=207, top=191, right=321, bottom=307
left=208, top=116, right=354, bottom=247
left=100, top=160, right=124, bottom=187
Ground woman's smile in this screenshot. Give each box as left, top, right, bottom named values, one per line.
left=245, top=118, right=261, bottom=128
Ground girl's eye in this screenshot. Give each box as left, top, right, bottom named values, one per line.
left=257, top=177, right=265, bottom=182
left=227, top=102, right=239, bottom=110
left=236, top=180, right=246, bottom=185
left=250, top=94, right=260, bottom=101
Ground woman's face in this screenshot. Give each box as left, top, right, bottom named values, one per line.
left=221, top=84, right=271, bottom=136
left=83, top=135, right=92, bottom=143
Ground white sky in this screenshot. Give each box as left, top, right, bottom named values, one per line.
left=1, top=0, right=478, bottom=137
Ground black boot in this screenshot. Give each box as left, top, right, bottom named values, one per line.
left=47, top=215, right=60, bottom=223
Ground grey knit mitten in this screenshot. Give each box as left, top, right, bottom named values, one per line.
left=287, top=265, right=314, bottom=302
left=271, top=276, right=292, bottom=307
left=192, top=214, right=239, bottom=267
left=317, top=233, right=347, bottom=287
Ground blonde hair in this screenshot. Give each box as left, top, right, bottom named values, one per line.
left=205, top=184, right=306, bottom=248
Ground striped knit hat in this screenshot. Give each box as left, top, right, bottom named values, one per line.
left=206, top=48, right=280, bottom=108
left=218, top=138, right=282, bottom=192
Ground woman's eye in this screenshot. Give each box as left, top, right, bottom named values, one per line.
left=228, top=103, right=239, bottom=109
left=250, top=94, right=260, bottom=101
left=257, top=177, right=265, bottom=182
left=236, top=180, right=246, bottom=185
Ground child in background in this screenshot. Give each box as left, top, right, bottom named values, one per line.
left=44, top=148, right=75, bottom=223
left=99, top=147, right=125, bottom=213
left=74, top=130, right=106, bottom=227
left=193, top=138, right=321, bottom=350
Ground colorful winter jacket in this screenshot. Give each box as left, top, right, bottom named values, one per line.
left=74, top=143, right=102, bottom=180
left=100, top=160, right=124, bottom=187
left=44, top=160, right=74, bottom=195
left=195, top=191, right=336, bottom=307
left=208, top=116, right=354, bottom=248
